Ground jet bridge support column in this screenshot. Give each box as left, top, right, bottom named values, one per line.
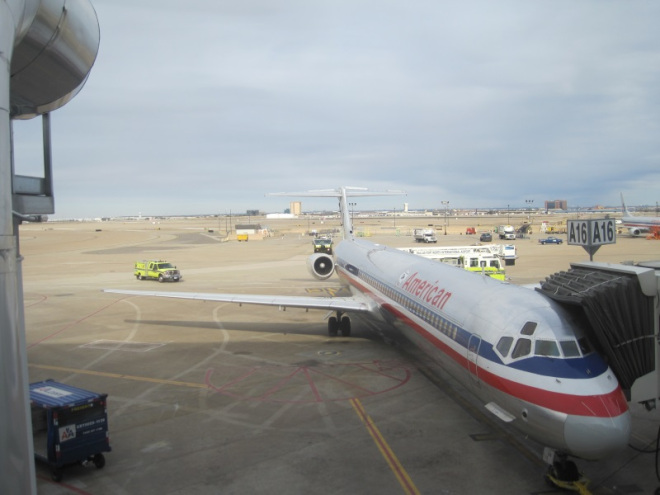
left=1, top=3, right=37, bottom=493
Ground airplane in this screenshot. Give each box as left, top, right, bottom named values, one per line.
left=105, top=186, right=631, bottom=488
left=620, top=193, right=660, bottom=236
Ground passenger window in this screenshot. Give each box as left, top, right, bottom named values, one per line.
left=535, top=340, right=560, bottom=357
left=496, top=336, right=514, bottom=358
left=520, top=322, right=537, bottom=336
left=560, top=340, right=581, bottom=357
left=511, top=338, right=531, bottom=359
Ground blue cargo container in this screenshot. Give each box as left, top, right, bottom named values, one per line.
left=30, top=380, right=111, bottom=482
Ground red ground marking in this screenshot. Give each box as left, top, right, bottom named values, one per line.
left=204, top=360, right=412, bottom=403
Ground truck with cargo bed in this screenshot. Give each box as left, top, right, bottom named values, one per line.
left=497, top=225, right=516, bottom=240
left=413, top=228, right=437, bottom=243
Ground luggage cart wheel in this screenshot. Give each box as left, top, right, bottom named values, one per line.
left=93, top=453, right=106, bottom=469
left=51, top=469, right=63, bottom=482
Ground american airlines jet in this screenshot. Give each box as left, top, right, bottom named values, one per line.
left=105, top=187, right=631, bottom=488
left=620, top=193, right=660, bottom=236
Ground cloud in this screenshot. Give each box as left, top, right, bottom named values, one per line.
left=11, top=0, right=660, bottom=218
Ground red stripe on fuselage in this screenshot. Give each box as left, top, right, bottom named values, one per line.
left=338, top=267, right=629, bottom=419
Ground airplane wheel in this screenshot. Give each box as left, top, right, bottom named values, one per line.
left=546, top=459, right=580, bottom=486
left=328, top=317, right=339, bottom=336
left=340, top=316, right=351, bottom=337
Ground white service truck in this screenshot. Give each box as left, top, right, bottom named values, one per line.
left=498, top=225, right=516, bottom=240
left=413, top=228, right=437, bottom=243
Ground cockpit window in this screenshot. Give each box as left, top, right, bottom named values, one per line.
left=535, top=340, right=560, bottom=357
left=511, top=338, right=532, bottom=359
left=560, top=340, right=581, bottom=358
left=578, top=337, right=592, bottom=355
left=496, top=336, right=514, bottom=358
left=520, top=321, right=537, bottom=336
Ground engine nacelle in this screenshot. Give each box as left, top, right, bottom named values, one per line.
left=307, top=253, right=335, bottom=280
left=629, top=228, right=642, bottom=237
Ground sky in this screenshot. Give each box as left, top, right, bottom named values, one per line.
left=12, top=0, right=660, bottom=218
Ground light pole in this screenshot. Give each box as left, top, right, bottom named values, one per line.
left=441, top=201, right=449, bottom=235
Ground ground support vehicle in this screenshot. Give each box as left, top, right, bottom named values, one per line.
left=497, top=225, right=516, bottom=240
left=30, top=380, right=111, bottom=482
left=313, top=237, right=333, bottom=254
left=466, top=227, right=476, bottom=235
left=413, top=228, right=437, bottom=243
left=539, top=237, right=563, bottom=245
left=541, top=221, right=567, bottom=234
left=479, top=232, right=492, bottom=242
left=237, top=234, right=249, bottom=242
left=485, top=243, right=517, bottom=265
left=134, top=260, right=181, bottom=282
left=400, top=245, right=506, bottom=281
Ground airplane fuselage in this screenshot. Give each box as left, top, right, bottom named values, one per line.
left=334, top=237, right=631, bottom=460
left=621, top=216, right=660, bottom=236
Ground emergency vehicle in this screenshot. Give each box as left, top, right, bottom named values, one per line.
left=399, top=245, right=507, bottom=281
left=134, top=260, right=182, bottom=282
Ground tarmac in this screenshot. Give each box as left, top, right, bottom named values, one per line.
left=17, top=215, right=660, bottom=494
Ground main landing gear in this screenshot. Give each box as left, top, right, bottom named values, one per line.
left=544, top=450, right=591, bottom=494
left=328, top=312, right=351, bottom=337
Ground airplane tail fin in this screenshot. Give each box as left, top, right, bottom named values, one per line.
left=620, top=193, right=632, bottom=216
left=269, top=187, right=405, bottom=240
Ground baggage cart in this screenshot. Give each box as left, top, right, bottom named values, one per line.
left=30, top=379, right=111, bottom=482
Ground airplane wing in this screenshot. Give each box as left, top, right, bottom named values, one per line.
left=103, top=289, right=372, bottom=313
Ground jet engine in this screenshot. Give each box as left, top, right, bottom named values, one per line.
left=628, top=228, right=642, bottom=237
left=307, top=253, right=335, bottom=280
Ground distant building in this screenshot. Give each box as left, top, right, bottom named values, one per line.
left=266, top=213, right=296, bottom=219
left=235, top=224, right=261, bottom=235
left=290, top=201, right=302, bottom=215
left=545, top=199, right=567, bottom=211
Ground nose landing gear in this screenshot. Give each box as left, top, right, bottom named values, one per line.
left=544, top=450, right=591, bottom=494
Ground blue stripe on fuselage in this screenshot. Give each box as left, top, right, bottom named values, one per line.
left=337, top=257, right=608, bottom=380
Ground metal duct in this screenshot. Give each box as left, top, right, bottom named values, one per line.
left=10, top=0, right=100, bottom=119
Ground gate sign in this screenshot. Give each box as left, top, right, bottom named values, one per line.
left=567, top=219, right=616, bottom=260
left=567, top=219, right=616, bottom=246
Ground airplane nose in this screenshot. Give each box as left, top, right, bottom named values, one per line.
left=564, top=410, right=631, bottom=460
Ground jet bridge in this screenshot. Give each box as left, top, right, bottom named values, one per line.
left=537, top=261, right=660, bottom=407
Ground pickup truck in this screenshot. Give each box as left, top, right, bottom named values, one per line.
left=134, top=260, right=182, bottom=282
left=538, top=237, right=563, bottom=245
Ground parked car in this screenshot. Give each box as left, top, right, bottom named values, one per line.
left=479, top=232, right=492, bottom=242
left=539, top=236, right=563, bottom=245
